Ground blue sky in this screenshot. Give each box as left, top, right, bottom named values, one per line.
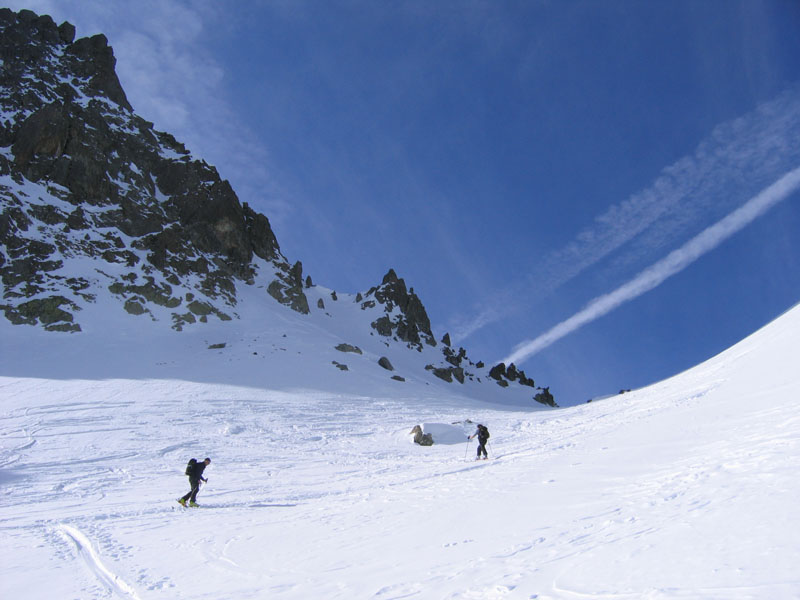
left=9, top=1, right=800, bottom=405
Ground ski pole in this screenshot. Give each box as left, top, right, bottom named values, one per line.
left=464, top=438, right=471, bottom=460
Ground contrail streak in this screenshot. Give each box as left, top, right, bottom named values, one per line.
left=502, top=165, right=800, bottom=366
left=452, top=88, right=800, bottom=345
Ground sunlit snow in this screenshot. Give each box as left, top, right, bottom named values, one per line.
left=1, top=303, right=799, bottom=599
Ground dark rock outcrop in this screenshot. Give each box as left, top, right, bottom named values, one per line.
left=534, top=387, right=557, bottom=408
left=489, top=362, right=535, bottom=388
left=267, top=261, right=309, bottom=314
left=335, top=343, right=362, bottom=355
left=489, top=363, right=506, bottom=381
left=362, top=269, right=436, bottom=349
left=64, top=33, right=131, bottom=111
left=410, top=425, right=434, bottom=446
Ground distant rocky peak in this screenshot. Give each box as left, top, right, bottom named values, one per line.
left=361, top=269, right=436, bottom=349
left=0, top=9, right=130, bottom=112
left=382, top=268, right=399, bottom=285
left=64, top=32, right=131, bottom=111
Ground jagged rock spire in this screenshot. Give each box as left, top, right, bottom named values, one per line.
left=362, top=269, right=436, bottom=349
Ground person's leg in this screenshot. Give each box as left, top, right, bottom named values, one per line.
left=186, top=479, right=199, bottom=502
left=181, top=486, right=192, bottom=502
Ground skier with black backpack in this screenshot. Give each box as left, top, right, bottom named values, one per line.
left=468, top=424, right=490, bottom=460
left=178, top=457, right=211, bottom=507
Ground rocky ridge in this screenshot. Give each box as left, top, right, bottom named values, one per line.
left=0, top=8, right=287, bottom=332
left=0, top=9, right=555, bottom=406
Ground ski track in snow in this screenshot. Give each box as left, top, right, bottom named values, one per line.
left=2, top=306, right=800, bottom=598
left=58, top=524, right=143, bottom=600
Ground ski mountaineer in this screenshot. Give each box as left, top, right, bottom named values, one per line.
left=468, top=424, right=490, bottom=460
left=178, top=457, right=211, bottom=507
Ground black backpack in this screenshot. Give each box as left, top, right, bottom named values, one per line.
left=478, top=425, right=489, bottom=439
left=185, top=458, right=197, bottom=476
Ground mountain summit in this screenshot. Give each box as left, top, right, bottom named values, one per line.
left=0, top=8, right=552, bottom=406
left=1, top=8, right=284, bottom=331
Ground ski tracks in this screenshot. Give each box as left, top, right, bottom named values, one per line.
left=58, top=524, right=143, bottom=600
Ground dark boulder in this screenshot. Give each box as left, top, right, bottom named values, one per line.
left=489, top=363, right=507, bottom=381
left=534, top=387, right=557, bottom=407
left=335, top=343, right=362, bottom=354
left=410, top=425, right=434, bottom=446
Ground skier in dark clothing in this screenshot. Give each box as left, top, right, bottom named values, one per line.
left=178, top=457, right=210, bottom=507
left=468, top=424, right=490, bottom=460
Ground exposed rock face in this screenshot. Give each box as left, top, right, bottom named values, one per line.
left=65, top=32, right=131, bottom=111
left=489, top=362, right=535, bottom=388
left=422, top=351, right=551, bottom=406
left=444, top=346, right=467, bottom=367
left=361, top=269, right=436, bottom=349
left=267, top=260, right=309, bottom=314
left=488, top=363, right=506, bottom=381
left=3, top=295, right=81, bottom=332
left=335, top=343, right=362, bottom=355
left=534, top=387, right=557, bottom=407
left=0, top=8, right=295, bottom=330
left=426, top=364, right=465, bottom=384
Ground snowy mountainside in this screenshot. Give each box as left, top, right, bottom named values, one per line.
left=1, top=301, right=798, bottom=598
left=0, top=8, right=549, bottom=406
left=0, top=261, right=540, bottom=407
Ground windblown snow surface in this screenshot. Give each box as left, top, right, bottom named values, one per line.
left=2, top=302, right=800, bottom=599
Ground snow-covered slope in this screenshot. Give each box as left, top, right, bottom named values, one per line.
left=2, top=301, right=798, bottom=599
left=0, top=264, right=544, bottom=407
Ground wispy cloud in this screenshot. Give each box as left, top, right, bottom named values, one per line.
left=502, top=165, right=800, bottom=366
left=106, top=3, right=292, bottom=226
left=451, top=88, right=800, bottom=345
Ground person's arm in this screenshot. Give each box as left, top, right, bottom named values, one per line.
left=193, top=464, right=208, bottom=481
